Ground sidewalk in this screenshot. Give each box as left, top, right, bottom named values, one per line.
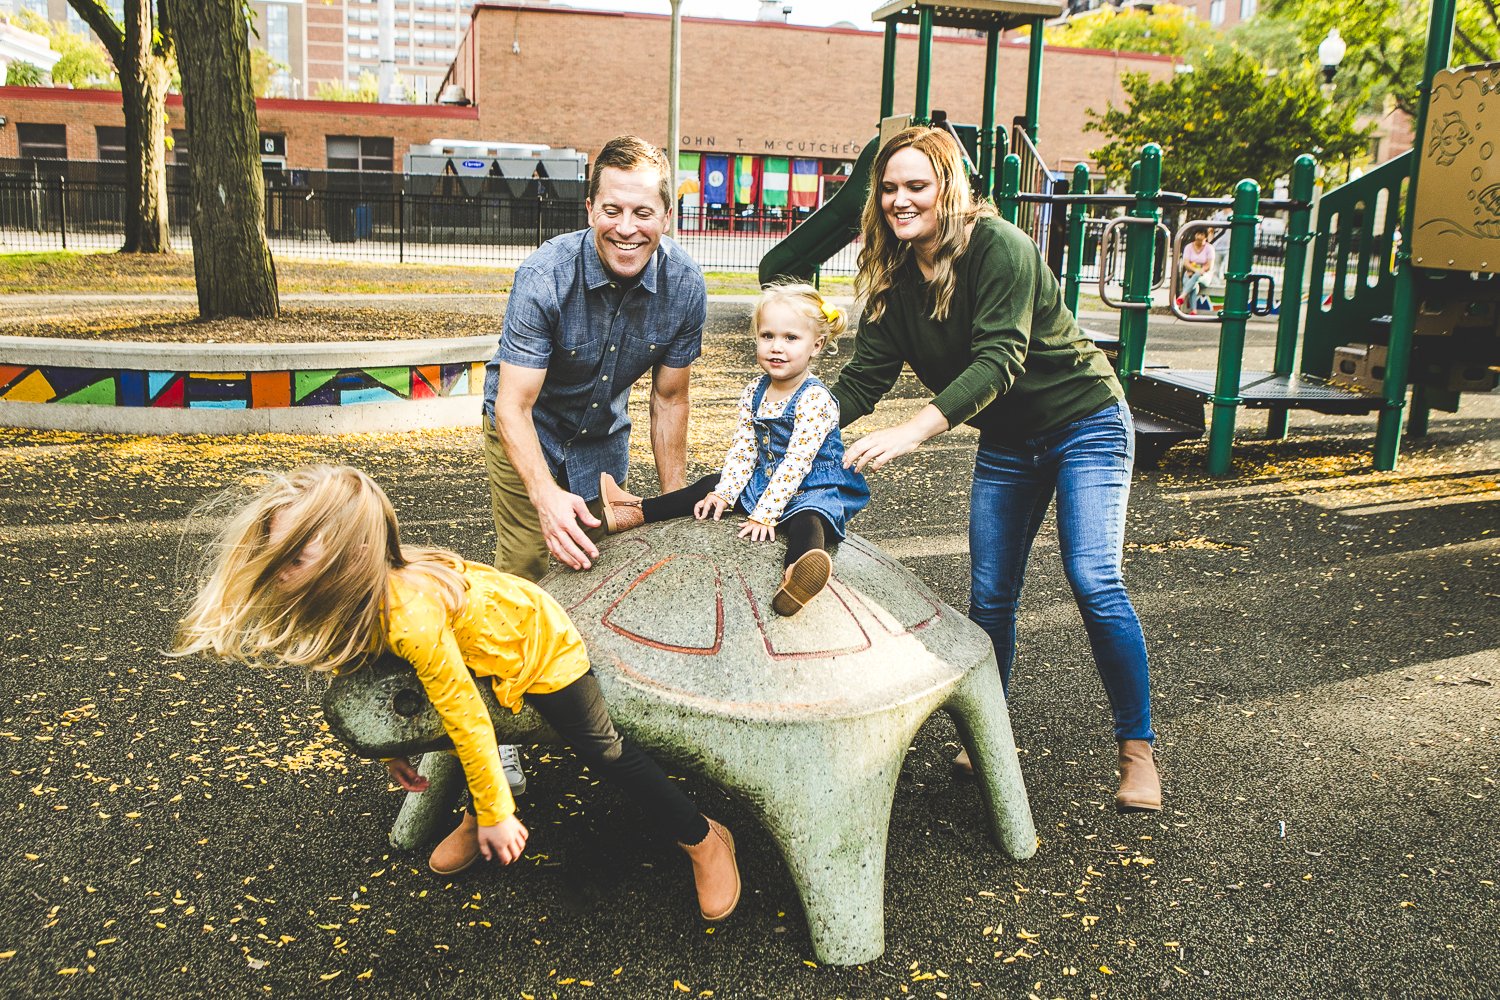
left=0, top=299, right=1495, bottom=999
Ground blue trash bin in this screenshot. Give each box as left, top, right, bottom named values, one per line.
left=354, top=204, right=372, bottom=239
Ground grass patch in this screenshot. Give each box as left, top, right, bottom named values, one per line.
left=0, top=251, right=857, bottom=298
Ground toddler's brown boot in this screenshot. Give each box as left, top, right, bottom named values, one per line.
left=599, top=472, right=644, bottom=533
left=678, top=817, right=740, bottom=921
left=772, top=548, right=832, bottom=616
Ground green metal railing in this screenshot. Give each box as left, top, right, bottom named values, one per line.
left=1302, top=152, right=1409, bottom=379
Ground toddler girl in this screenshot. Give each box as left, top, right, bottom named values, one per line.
left=174, top=465, right=740, bottom=921
left=600, top=282, right=870, bottom=616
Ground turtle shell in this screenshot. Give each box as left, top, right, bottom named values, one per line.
left=539, top=517, right=991, bottom=722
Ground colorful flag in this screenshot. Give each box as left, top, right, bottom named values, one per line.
left=735, top=155, right=759, bottom=205
left=762, top=156, right=789, bottom=207
left=790, top=159, right=820, bottom=208
left=702, top=154, right=730, bottom=205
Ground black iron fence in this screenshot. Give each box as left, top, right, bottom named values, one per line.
left=0, top=158, right=1287, bottom=283
left=0, top=158, right=860, bottom=274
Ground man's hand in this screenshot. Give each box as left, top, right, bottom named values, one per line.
left=694, top=492, right=731, bottom=521
left=536, top=484, right=601, bottom=571
left=739, top=518, right=776, bottom=542
left=384, top=758, right=429, bottom=792
left=478, top=815, right=529, bottom=865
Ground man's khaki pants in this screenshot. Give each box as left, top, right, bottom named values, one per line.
left=482, top=421, right=606, bottom=583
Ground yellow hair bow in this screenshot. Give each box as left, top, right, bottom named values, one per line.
left=819, top=300, right=841, bottom=324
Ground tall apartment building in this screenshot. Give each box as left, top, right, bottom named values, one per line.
left=244, top=1, right=477, bottom=103
left=1062, top=0, right=1259, bottom=32
left=2, top=0, right=125, bottom=33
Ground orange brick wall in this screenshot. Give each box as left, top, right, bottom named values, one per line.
left=452, top=5, right=1175, bottom=170
left=0, top=88, right=481, bottom=167
left=0, top=5, right=1412, bottom=175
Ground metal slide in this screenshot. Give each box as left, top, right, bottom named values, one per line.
left=757, top=137, right=878, bottom=286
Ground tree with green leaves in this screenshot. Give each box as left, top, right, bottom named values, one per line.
left=4, top=61, right=45, bottom=87
left=164, top=0, right=279, bottom=319
left=1262, top=0, right=1499, bottom=117
left=1086, top=48, right=1375, bottom=196
left=249, top=46, right=292, bottom=98
left=1044, top=2, right=1219, bottom=57
left=65, top=1, right=174, bottom=253
left=10, top=10, right=117, bottom=87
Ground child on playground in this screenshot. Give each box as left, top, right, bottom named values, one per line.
left=599, top=282, right=870, bottom=616
left=173, top=465, right=740, bottom=921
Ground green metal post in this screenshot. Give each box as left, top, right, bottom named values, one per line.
left=1118, top=145, right=1161, bottom=386
left=979, top=30, right=1000, bottom=194
left=1064, top=162, right=1091, bottom=315
left=1266, top=154, right=1316, bottom=439
left=1374, top=0, right=1456, bottom=470
left=915, top=7, right=934, bottom=122
left=999, top=154, right=1021, bottom=224
left=1206, top=179, right=1261, bottom=476
left=880, top=21, right=898, bottom=121
left=1024, top=18, right=1043, bottom=143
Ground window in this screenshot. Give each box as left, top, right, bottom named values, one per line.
left=96, top=126, right=128, bottom=161
left=1209, top=0, right=1225, bottom=25
left=16, top=123, right=66, bottom=159
left=267, top=4, right=290, bottom=63
left=1239, top=0, right=1257, bottom=17
left=326, top=135, right=394, bottom=172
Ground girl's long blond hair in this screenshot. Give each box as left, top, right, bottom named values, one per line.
left=855, top=125, right=998, bottom=325
left=755, top=280, right=849, bottom=356
left=173, top=465, right=468, bottom=672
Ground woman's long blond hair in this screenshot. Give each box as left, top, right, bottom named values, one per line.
left=755, top=281, right=849, bottom=357
left=173, top=465, right=468, bottom=672
left=855, top=125, right=998, bottom=325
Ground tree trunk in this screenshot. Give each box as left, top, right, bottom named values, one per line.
left=165, top=0, right=279, bottom=318
left=68, top=0, right=172, bottom=254
left=121, top=0, right=171, bottom=252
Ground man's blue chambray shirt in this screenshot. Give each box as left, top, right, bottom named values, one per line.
left=483, top=229, right=706, bottom=500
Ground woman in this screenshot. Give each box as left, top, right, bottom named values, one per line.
left=1179, top=228, right=1216, bottom=315
left=832, top=125, right=1160, bottom=812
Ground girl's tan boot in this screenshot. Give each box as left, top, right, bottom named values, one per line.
left=679, top=817, right=741, bottom=921
left=428, top=811, right=481, bottom=874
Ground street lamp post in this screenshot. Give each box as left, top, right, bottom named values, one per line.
left=667, top=0, right=683, bottom=235
left=1318, top=28, right=1347, bottom=92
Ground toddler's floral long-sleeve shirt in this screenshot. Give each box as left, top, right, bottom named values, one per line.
left=713, top=377, right=838, bottom=526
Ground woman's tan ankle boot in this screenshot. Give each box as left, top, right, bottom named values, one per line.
left=599, top=472, right=644, bottom=533
left=679, top=817, right=740, bottom=921
left=1114, top=740, right=1162, bottom=813
left=429, top=811, right=481, bottom=874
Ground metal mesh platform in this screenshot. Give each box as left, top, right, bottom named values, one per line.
left=1134, top=369, right=1387, bottom=415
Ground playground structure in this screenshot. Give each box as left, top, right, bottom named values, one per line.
left=760, top=0, right=1499, bottom=473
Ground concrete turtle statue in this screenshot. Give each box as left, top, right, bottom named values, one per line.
left=324, top=517, right=1036, bottom=964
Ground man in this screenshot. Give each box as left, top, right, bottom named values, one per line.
left=483, top=134, right=706, bottom=582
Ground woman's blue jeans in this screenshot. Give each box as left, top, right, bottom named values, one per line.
left=968, top=400, right=1154, bottom=742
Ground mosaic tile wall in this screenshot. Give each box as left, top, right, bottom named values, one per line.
left=0, top=362, right=487, bottom=409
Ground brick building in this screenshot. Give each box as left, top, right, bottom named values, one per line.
left=0, top=2, right=1181, bottom=208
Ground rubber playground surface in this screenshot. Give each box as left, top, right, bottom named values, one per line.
left=0, top=301, right=1496, bottom=999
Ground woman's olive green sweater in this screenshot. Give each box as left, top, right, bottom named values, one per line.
left=833, top=216, right=1122, bottom=443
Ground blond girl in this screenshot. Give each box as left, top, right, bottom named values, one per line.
left=174, top=465, right=740, bottom=920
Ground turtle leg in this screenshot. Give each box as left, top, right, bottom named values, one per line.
left=388, top=751, right=465, bottom=851
left=735, top=722, right=907, bottom=966
left=943, top=656, right=1038, bottom=861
